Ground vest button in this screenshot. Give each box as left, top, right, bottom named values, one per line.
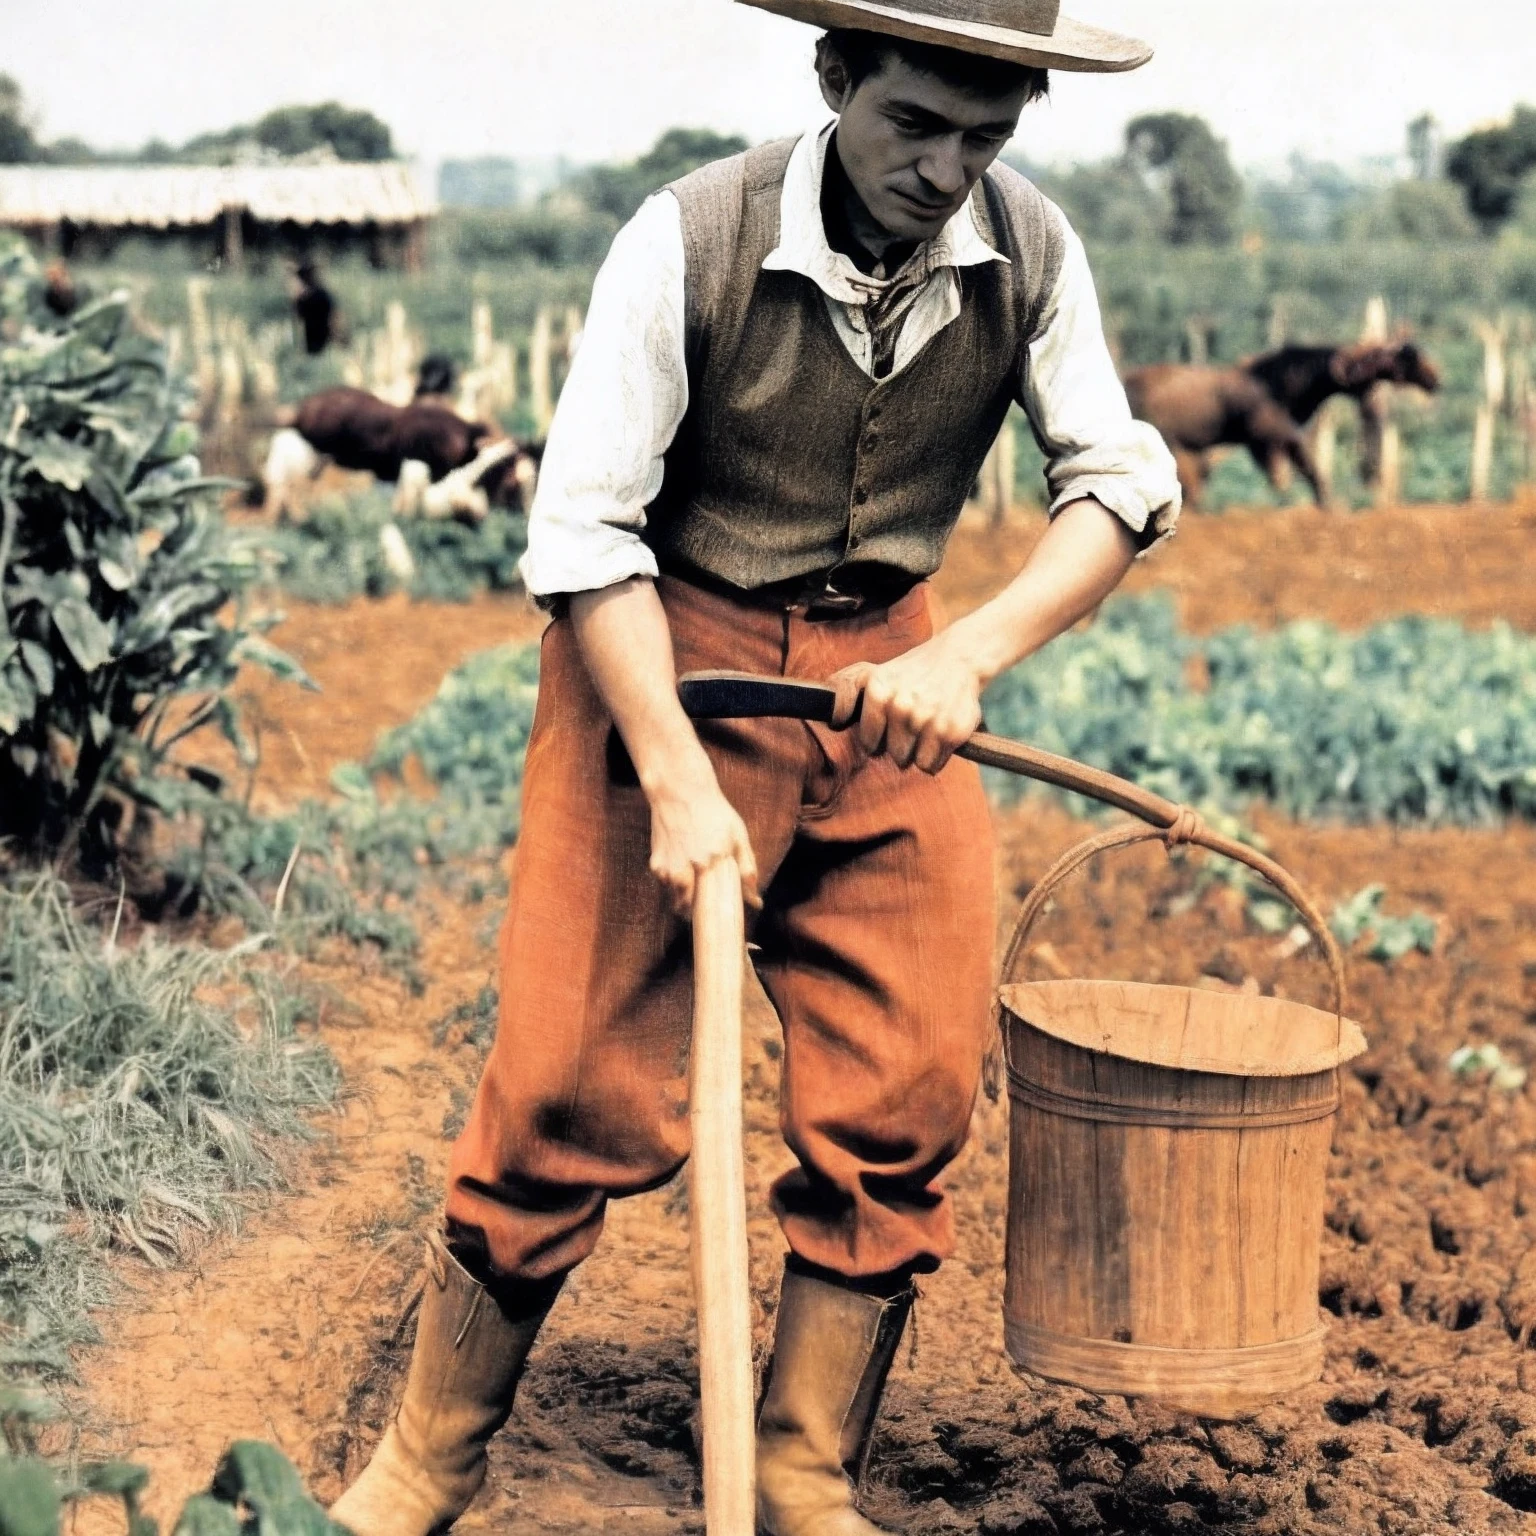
left=853, top=487, right=869, bottom=505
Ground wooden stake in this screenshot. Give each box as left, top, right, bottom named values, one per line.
left=1471, top=317, right=1508, bottom=503
left=1377, top=420, right=1401, bottom=508
left=472, top=300, right=494, bottom=369
left=982, top=420, right=1016, bottom=528
left=1361, top=295, right=1389, bottom=345
left=530, top=307, right=554, bottom=436
left=1311, top=398, right=1338, bottom=506
left=1471, top=405, right=1494, bottom=503
left=689, top=859, right=756, bottom=1536
left=1359, top=297, right=1392, bottom=492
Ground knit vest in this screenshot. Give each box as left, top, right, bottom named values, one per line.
left=646, top=138, right=1066, bottom=593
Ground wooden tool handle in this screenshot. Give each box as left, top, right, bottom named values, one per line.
left=678, top=671, right=1185, bottom=830
left=689, top=859, right=756, bottom=1535
left=1000, top=820, right=1348, bottom=1017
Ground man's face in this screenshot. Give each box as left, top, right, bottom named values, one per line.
left=819, top=50, right=1029, bottom=242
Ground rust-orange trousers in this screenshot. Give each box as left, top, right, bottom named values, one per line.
left=446, top=576, right=995, bottom=1284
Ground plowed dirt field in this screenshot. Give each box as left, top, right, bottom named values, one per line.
left=59, top=500, right=1536, bottom=1534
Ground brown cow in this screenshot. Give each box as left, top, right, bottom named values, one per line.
left=1125, top=341, right=1440, bottom=508
left=291, top=386, right=489, bottom=483
left=263, top=387, right=539, bottom=520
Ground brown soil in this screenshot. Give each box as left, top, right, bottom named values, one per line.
left=59, top=506, right=1536, bottom=1534
left=227, top=590, right=547, bottom=809
left=939, top=496, right=1536, bottom=634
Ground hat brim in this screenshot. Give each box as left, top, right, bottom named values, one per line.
left=736, top=0, right=1152, bottom=73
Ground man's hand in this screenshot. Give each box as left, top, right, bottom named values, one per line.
left=647, top=771, right=760, bottom=917
left=826, top=500, right=1141, bottom=773
left=829, top=626, right=984, bottom=775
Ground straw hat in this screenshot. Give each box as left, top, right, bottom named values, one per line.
left=735, top=0, right=1153, bottom=73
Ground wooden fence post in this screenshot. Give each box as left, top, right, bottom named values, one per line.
left=979, top=421, right=1016, bottom=528
left=1266, top=297, right=1287, bottom=351
left=472, top=299, right=494, bottom=370
left=1376, top=421, right=1401, bottom=509
left=1359, top=297, right=1391, bottom=496
left=186, top=278, right=217, bottom=418
left=530, top=306, right=555, bottom=436
left=1311, top=398, right=1340, bottom=507
left=1470, top=317, right=1508, bottom=503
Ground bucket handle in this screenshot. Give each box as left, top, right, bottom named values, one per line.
left=999, top=820, right=1347, bottom=1019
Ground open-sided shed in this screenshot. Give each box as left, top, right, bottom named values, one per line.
left=0, top=161, right=435, bottom=270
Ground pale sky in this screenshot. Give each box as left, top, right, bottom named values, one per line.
left=7, top=1, right=1531, bottom=174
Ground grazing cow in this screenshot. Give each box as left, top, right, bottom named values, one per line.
left=1245, top=341, right=1441, bottom=427
left=262, top=386, right=539, bottom=520
left=1245, top=341, right=1440, bottom=486
left=1125, top=340, right=1440, bottom=508
left=292, top=387, right=489, bottom=482
left=1124, top=366, right=1327, bottom=509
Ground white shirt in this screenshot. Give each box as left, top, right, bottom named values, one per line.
left=520, top=121, right=1181, bottom=599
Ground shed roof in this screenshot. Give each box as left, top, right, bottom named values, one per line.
left=0, top=162, right=434, bottom=229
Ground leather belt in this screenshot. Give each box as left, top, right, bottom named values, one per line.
left=665, top=565, right=918, bottom=620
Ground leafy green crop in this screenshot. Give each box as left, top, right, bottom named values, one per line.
left=0, top=1403, right=343, bottom=1536
left=152, top=643, right=541, bottom=954
left=1331, top=884, right=1438, bottom=961
left=0, top=237, right=300, bottom=867
left=983, top=594, right=1536, bottom=825
left=266, top=486, right=526, bottom=606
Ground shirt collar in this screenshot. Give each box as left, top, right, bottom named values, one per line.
left=761, top=119, right=1007, bottom=307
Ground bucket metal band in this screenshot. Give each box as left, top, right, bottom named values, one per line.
left=1005, top=1069, right=1340, bottom=1130
left=1004, top=1315, right=1328, bottom=1417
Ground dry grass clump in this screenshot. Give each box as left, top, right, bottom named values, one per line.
left=0, top=876, right=337, bottom=1381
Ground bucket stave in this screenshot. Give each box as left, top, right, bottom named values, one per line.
left=999, top=823, right=1367, bottom=1420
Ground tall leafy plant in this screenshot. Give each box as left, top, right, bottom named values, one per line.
left=0, top=239, right=303, bottom=868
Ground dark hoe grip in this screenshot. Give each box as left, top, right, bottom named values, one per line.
left=677, top=670, right=842, bottom=725
left=677, top=670, right=1185, bottom=831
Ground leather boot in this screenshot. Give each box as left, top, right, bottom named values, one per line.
left=330, top=1232, right=561, bottom=1536
left=756, top=1260, right=916, bottom=1536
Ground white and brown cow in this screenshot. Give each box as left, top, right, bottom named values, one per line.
left=262, top=385, right=539, bottom=521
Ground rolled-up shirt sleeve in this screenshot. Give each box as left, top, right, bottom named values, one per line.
left=1019, top=218, right=1181, bottom=552
left=517, top=192, right=689, bottom=599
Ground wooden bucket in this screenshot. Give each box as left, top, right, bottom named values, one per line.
left=998, top=822, right=1367, bottom=1420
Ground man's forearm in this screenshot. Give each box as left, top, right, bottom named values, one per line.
left=568, top=577, right=715, bottom=800
left=945, top=496, right=1136, bottom=688
left=567, top=577, right=759, bottom=910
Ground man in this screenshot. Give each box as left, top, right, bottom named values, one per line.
left=290, top=259, right=336, bottom=355
left=333, top=3, right=1178, bottom=1534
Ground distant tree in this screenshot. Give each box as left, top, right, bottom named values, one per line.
left=1124, top=112, right=1243, bottom=245
left=44, top=136, right=100, bottom=166
left=579, top=128, right=748, bottom=223
left=253, top=102, right=394, bottom=161
left=1446, top=105, right=1536, bottom=229
left=181, top=102, right=395, bottom=164
left=0, top=73, right=40, bottom=163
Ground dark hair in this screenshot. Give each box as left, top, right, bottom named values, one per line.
left=818, top=27, right=1050, bottom=103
